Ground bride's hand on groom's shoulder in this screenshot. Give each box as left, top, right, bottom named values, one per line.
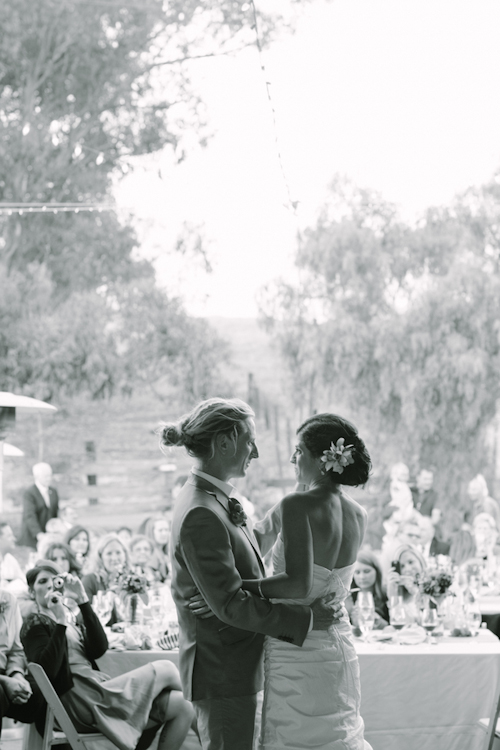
left=188, top=592, right=215, bottom=619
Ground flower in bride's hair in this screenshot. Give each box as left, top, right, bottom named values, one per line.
left=321, top=438, right=355, bottom=475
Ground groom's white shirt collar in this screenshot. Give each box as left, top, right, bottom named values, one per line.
left=191, top=467, right=235, bottom=500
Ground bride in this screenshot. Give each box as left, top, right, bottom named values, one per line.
left=246, top=413, right=373, bottom=750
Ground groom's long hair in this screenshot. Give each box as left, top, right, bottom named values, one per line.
left=159, top=398, right=254, bottom=459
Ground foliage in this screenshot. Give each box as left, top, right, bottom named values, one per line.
left=0, top=266, right=230, bottom=403
left=261, top=176, right=500, bottom=520
left=0, top=0, right=276, bottom=284
left=0, top=0, right=272, bottom=402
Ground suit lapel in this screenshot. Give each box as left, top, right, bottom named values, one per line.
left=189, top=476, right=265, bottom=575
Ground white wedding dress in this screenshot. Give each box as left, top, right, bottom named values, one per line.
left=259, top=534, right=372, bottom=750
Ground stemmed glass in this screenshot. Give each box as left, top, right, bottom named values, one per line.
left=357, top=591, right=375, bottom=642
left=93, top=590, right=114, bottom=627
left=389, top=596, right=407, bottom=642
left=421, top=605, right=439, bottom=644
left=465, top=600, right=482, bottom=636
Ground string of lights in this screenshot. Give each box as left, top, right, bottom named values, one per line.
left=0, top=203, right=117, bottom=216
left=249, top=0, right=299, bottom=219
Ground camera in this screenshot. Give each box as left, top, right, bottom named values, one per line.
left=391, top=560, right=401, bottom=575
left=53, top=575, right=65, bottom=591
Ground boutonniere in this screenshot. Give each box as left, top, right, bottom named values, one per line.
left=0, top=599, right=10, bottom=615
left=228, top=497, right=247, bottom=527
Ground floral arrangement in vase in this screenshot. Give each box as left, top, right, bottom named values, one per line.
left=119, top=573, right=149, bottom=625
left=418, top=571, right=454, bottom=606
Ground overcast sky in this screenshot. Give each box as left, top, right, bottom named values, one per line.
left=115, top=0, right=500, bottom=317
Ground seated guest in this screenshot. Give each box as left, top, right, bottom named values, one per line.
left=129, top=535, right=160, bottom=585
left=387, top=545, right=427, bottom=623
left=472, top=512, right=498, bottom=559
left=0, top=523, right=27, bottom=597
left=59, top=504, right=79, bottom=531
left=346, top=551, right=389, bottom=631
left=116, top=526, right=133, bottom=547
left=0, top=588, right=45, bottom=737
left=81, top=533, right=130, bottom=606
left=144, top=517, right=171, bottom=582
left=449, top=529, right=477, bottom=568
left=45, top=542, right=82, bottom=577
left=21, top=562, right=194, bottom=750
left=64, top=525, right=92, bottom=571
left=36, top=518, right=68, bottom=558
left=465, top=475, right=500, bottom=529
left=404, top=514, right=450, bottom=559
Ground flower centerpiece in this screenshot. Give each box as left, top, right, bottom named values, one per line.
left=418, top=571, right=454, bottom=608
left=119, top=572, right=149, bottom=625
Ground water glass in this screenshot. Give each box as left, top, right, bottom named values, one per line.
left=93, top=590, right=114, bottom=626
left=357, top=591, right=375, bottom=641
left=465, top=603, right=482, bottom=636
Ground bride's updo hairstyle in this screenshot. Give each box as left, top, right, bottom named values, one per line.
left=159, top=398, right=255, bottom=460
left=298, top=413, right=371, bottom=487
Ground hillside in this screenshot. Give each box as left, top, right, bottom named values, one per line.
left=208, top=316, right=289, bottom=405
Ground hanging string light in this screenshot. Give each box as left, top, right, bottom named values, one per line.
left=0, top=203, right=117, bottom=215
left=249, top=0, right=300, bottom=219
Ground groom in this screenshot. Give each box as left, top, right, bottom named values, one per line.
left=170, top=398, right=338, bottom=750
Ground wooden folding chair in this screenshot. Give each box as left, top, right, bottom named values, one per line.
left=25, top=663, right=117, bottom=750
left=479, top=680, right=500, bottom=750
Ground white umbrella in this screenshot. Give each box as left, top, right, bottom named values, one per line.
left=3, top=443, right=24, bottom=457
left=0, top=392, right=57, bottom=511
left=0, top=392, right=58, bottom=413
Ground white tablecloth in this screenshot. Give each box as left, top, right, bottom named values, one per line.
left=97, top=631, right=500, bottom=750
left=357, top=631, right=500, bottom=750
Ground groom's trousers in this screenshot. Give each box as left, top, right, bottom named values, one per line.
left=193, top=693, right=258, bottom=750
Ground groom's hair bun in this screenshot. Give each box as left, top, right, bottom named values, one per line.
left=297, top=413, right=371, bottom=487
left=159, top=423, right=185, bottom=448
left=158, top=398, right=255, bottom=460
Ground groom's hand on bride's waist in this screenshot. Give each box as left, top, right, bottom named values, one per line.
left=310, top=596, right=343, bottom=631
left=188, top=592, right=215, bottom=619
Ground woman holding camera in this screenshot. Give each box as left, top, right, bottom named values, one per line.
left=387, top=545, right=427, bottom=623
left=20, top=561, right=194, bottom=750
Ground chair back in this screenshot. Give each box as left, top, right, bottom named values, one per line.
left=27, top=663, right=112, bottom=750
left=483, top=685, right=500, bottom=750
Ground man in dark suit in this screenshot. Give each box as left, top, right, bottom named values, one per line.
left=18, top=463, right=59, bottom=549
left=411, top=469, right=438, bottom=517
left=168, top=398, right=337, bottom=750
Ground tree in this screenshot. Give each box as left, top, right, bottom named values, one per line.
left=0, top=0, right=279, bottom=401
left=0, top=267, right=230, bottom=402
left=0, top=0, right=278, bottom=285
left=261, top=177, right=500, bottom=524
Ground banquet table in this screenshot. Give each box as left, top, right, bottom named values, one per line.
left=97, top=630, right=500, bottom=750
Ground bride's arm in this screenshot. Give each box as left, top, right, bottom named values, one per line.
left=253, top=501, right=282, bottom=558
left=243, top=494, right=313, bottom=599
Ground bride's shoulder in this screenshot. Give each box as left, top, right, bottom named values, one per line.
left=340, top=489, right=368, bottom=520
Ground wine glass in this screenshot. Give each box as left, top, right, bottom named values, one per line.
left=93, top=590, right=114, bottom=627
left=465, top=601, right=482, bottom=636
left=421, top=606, right=439, bottom=644
left=390, top=598, right=407, bottom=642
left=357, top=591, right=375, bottom=641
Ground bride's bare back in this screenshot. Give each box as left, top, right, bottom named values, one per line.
left=306, top=487, right=367, bottom=570
left=279, top=485, right=367, bottom=577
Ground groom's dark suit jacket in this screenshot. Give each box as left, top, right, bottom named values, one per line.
left=17, top=484, right=59, bottom=549
left=170, top=474, right=310, bottom=701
